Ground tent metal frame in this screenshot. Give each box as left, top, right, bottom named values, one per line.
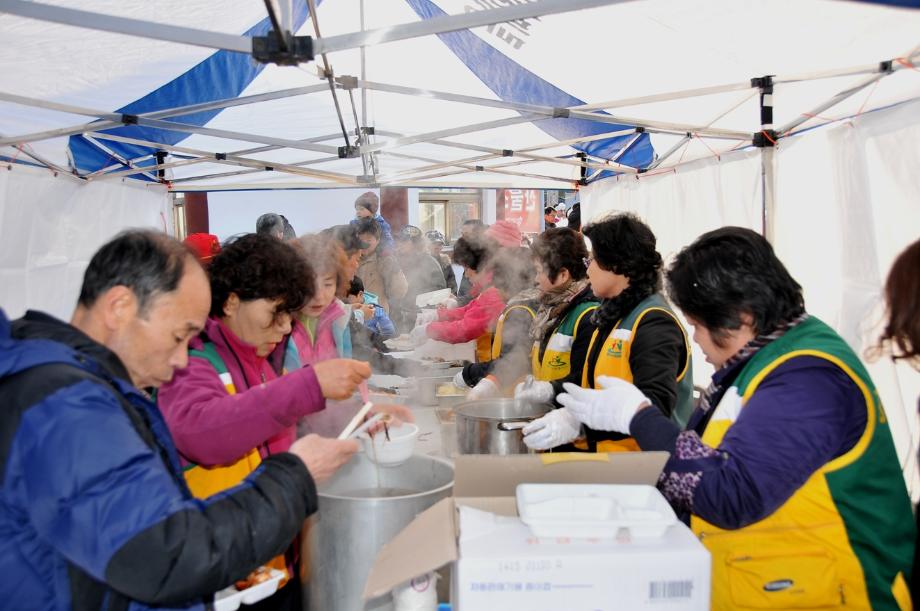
left=1, top=0, right=917, bottom=233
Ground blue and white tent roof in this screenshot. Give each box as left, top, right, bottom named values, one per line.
left=1, top=0, right=918, bottom=190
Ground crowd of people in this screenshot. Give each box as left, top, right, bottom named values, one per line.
left=0, top=187, right=917, bottom=610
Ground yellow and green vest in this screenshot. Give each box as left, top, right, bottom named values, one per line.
left=691, top=316, right=914, bottom=611
left=181, top=342, right=290, bottom=582
left=580, top=293, right=693, bottom=452
left=531, top=301, right=598, bottom=382
left=491, top=303, right=536, bottom=361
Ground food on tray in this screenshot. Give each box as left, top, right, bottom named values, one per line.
left=368, top=384, right=398, bottom=395
left=235, top=567, right=273, bottom=591
left=436, top=383, right=466, bottom=397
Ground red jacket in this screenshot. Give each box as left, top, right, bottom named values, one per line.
left=427, top=286, right=506, bottom=344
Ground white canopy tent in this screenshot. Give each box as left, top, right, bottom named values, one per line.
left=1, top=0, right=919, bottom=488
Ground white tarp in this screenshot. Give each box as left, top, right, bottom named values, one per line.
left=0, top=163, right=170, bottom=320
left=1, top=1, right=919, bottom=189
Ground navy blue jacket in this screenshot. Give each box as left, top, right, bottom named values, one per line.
left=0, top=310, right=318, bottom=610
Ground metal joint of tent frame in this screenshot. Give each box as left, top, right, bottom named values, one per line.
left=252, top=34, right=314, bottom=66
left=752, top=75, right=776, bottom=148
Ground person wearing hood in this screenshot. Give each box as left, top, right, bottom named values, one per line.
left=513, top=228, right=599, bottom=402
left=412, top=223, right=518, bottom=361
left=521, top=213, right=693, bottom=453
left=454, top=247, right=539, bottom=399
left=351, top=191, right=395, bottom=253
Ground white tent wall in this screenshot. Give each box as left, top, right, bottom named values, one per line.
left=581, top=100, right=920, bottom=491
left=773, top=98, right=920, bottom=495
left=0, top=165, right=171, bottom=321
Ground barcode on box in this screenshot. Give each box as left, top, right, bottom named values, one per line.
left=648, top=580, right=693, bottom=600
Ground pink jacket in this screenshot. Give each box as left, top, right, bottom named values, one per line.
left=288, top=300, right=346, bottom=368
left=157, top=317, right=326, bottom=466
left=427, top=286, right=506, bottom=344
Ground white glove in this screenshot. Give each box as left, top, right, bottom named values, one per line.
left=453, top=370, right=471, bottom=390
left=415, top=310, right=439, bottom=326
left=467, top=377, right=499, bottom=400
left=513, top=377, right=555, bottom=404
left=439, top=297, right=459, bottom=309
left=410, top=323, right=430, bottom=346
left=522, top=408, right=582, bottom=450
left=557, top=376, right=650, bottom=435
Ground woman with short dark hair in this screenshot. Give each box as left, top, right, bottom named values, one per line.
left=555, top=226, right=914, bottom=610
left=522, top=214, right=693, bottom=452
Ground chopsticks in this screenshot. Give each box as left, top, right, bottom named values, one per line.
left=338, top=401, right=374, bottom=440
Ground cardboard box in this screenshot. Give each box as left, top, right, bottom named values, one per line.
left=456, top=506, right=709, bottom=610
left=364, top=452, right=710, bottom=610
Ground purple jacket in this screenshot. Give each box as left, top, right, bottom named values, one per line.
left=157, top=317, right=326, bottom=466
left=630, top=355, right=866, bottom=528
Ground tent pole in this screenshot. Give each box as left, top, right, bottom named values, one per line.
left=754, top=76, right=776, bottom=242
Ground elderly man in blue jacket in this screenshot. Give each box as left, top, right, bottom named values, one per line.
left=0, top=229, right=358, bottom=610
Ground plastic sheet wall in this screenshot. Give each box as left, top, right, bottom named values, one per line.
left=581, top=100, right=920, bottom=493
left=0, top=165, right=171, bottom=321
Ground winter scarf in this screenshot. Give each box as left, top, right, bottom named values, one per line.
left=530, top=278, right=591, bottom=341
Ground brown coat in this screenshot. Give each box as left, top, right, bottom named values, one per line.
left=356, top=251, right=408, bottom=312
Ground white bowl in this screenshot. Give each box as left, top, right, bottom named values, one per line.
left=359, top=423, right=419, bottom=467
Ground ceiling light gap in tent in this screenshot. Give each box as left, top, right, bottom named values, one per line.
left=378, top=150, right=577, bottom=185
left=85, top=131, right=356, bottom=184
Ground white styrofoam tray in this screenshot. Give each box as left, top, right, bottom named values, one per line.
left=416, top=288, right=451, bottom=307
left=213, top=569, right=284, bottom=611
left=516, top=484, right=677, bottom=539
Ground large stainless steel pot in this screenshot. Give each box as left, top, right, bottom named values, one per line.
left=454, top=398, right=552, bottom=455
left=303, top=453, right=454, bottom=611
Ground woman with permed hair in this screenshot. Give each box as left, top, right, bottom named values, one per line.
left=157, top=233, right=407, bottom=607
left=522, top=213, right=693, bottom=452
left=554, top=227, right=914, bottom=610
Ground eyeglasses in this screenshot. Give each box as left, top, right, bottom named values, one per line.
left=582, top=255, right=594, bottom=268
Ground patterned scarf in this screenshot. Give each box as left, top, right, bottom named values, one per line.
left=697, top=312, right=811, bottom=416
left=530, top=278, right=591, bottom=341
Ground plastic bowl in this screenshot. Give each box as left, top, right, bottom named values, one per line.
left=359, top=423, right=419, bottom=467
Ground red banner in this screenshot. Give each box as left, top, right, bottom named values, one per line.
left=500, top=189, right=541, bottom=233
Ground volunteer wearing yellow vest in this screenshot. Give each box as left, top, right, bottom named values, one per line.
left=158, top=234, right=402, bottom=609
left=456, top=247, right=539, bottom=399
left=522, top=214, right=691, bottom=452
left=411, top=233, right=506, bottom=361
left=555, top=227, right=915, bottom=610
left=513, top=227, right=598, bottom=404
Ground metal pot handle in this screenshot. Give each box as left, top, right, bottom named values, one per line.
left=497, top=420, right=530, bottom=432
